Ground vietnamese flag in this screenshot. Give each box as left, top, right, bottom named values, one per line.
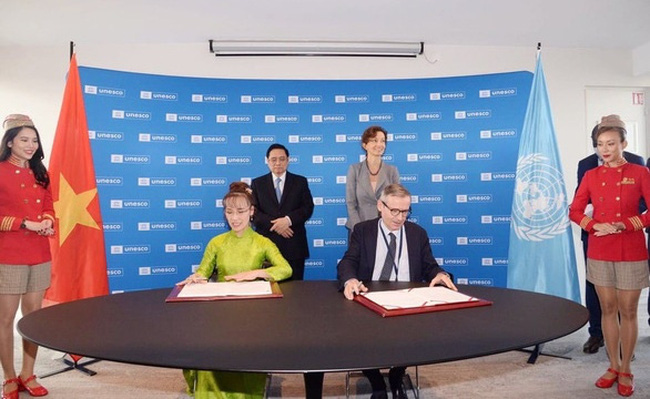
left=44, top=54, right=108, bottom=305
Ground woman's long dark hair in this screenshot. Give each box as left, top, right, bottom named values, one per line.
left=0, top=126, right=50, bottom=188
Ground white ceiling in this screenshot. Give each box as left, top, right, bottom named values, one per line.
left=2, top=0, right=650, bottom=50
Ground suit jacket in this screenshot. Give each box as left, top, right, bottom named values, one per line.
left=576, top=151, right=646, bottom=242
left=251, top=171, right=314, bottom=260
left=337, top=218, right=446, bottom=289
left=345, top=161, right=399, bottom=230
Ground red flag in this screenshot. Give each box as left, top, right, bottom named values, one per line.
left=44, top=54, right=108, bottom=305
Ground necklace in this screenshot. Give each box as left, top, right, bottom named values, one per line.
left=366, top=159, right=382, bottom=176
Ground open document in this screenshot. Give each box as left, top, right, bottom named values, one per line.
left=355, top=286, right=491, bottom=317
left=166, top=280, right=283, bottom=302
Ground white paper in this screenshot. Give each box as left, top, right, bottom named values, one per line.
left=177, top=280, right=273, bottom=298
left=361, top=286, right=478, bottom=309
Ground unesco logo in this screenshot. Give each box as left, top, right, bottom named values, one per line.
left=110, top=245, right=151, bottom=254
left=265, top=115, right=299, bottom=123
left=192, top=94, right=228, bottom=103
left=429, top=237, right=444, bottom=245
left=150, top=266, right=178, bottom=275
left=455, top=152, right=492, bottom=161
left=111, top=154, right=151, bottom=164
left=139, top=133, right=177, bottom=143
left=241, top=95, right=275, bottom=103
left=307, top=176, right=324, bottom=184
left=457, top=236, right=493, bottom=245
left=138, top=222, right=177, bottom=231
left=430, top=131, right=467, bottom=140
left=429, top=91, right=466, bottom=100
left=190, top=221, right=226, bottom=230
left=216, top=115, right=253, bottom=123
left=437, top=258, right=469, bottom=266
left=90, top=131, right=123, bottom=141
left=288, top=95, right=322, bottom=103
left=138, top=177, right=177, bottom=186
left=399, top=175, right=418, bottom=183
left=164, top=200, right=202, bottom=209
left=96, top=176, right=123, bottom=185
left=407, top=153, right=442, bottom=162
left=110, top=200, right=150, bottom=209
left=312, top=114, right=346, bottom=123
left=335, top=95, right=369, bottom=103
left=305, top=259, right=325, bottom=268
left=467, top=278, right=494, bottom=286
left=103, top=223, right=123, bottom=232
left=480, top=129, right=517, bottom=139
left=482, top=258, right=509, bottom=266
left=431, top=173, right=467, bottom=183
left=479, top=88, right=517, bottom=98
left=112, top=110, right=151, bottom=120
left=455, top=110, right=491, bottom=119
left=140, top=91, right=178, bottom=101
left=432, top=216, right=468, bottom=224
left=85, top=85, right=126, bottom=97
left=288, top=135, right=323, bottom=144
left=241, top=135, right=275, bottom=144
left=480, top=172, right=516, bottom=181
left=305, top=219, right=324, bottom=226
left=164, top=244, right=203, bottom=253
left=313, top=239, right=347, bottom=247
left=456, top=194, right=492, bottom=203
left=166, top=113, right=202, bottom=122
left=312, top=155, right=347, bottom=164
left=382, top=93, right=416, bottom=102
left=481, top=215, right=511, bottom=224
left=216, top=156, right=253, bottom=165
left=107, top=268, right=124, bottom=277
left=406, top=112, right=442, bottom=121
left=359, top=113, right=393, bottom=122
left=191, top=135, right=228, bottom=144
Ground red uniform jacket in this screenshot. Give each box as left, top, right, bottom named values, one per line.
left=569, top=162, right=650, bottom=262
left=0, top=160, right=54, bottom=265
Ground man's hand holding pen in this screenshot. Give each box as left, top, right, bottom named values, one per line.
left=343, top=278, right=367, bottom=300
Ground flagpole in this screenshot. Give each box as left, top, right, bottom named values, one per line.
left=69, top=41, right=75, bottom=60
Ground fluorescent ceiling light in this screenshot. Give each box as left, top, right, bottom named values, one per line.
left=209, top=40, right=424, bottom=58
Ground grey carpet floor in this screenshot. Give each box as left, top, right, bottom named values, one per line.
left=14, top=287, right=650, bottom=398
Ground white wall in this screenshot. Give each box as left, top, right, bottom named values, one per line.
left=1, top=42, right=649, bottom=292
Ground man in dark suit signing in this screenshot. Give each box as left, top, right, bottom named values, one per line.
left=577, top=121, right=647, bottom=353
left=337, top=183, right=456, bottom=399
left=251, top=143, right=314, bottom=280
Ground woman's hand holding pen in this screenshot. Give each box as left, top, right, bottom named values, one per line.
left=343, top=278, right=367, bottom=300
left=176, top=273, right=207, bottom=286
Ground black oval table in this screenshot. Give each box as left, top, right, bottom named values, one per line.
left=18, top=281, right=587, bottom=373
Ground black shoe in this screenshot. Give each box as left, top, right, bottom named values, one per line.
left=583, top=336, right=604, bottom=354
left=370, top=391, right=388, bottom=399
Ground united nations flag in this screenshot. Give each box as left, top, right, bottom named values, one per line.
left=507, top=53, right=580, bottom=303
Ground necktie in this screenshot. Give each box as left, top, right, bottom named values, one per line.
left=275, top=177, right=282, bottom=202
left=379, top=233, right=396, bottom=281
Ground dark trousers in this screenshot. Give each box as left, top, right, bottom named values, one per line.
left=583, top=239, right=603, bottom=338
left=363, top=367, right=406, bottom=394
left=287, top=257, right=306, bottom=281
left=304, top=372, right=324, bottom=399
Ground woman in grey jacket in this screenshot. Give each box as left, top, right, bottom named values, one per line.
left=345, top=125, right=400, bottom=232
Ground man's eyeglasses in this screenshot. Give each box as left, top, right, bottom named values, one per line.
left=381, top=200, right=411, bottom=217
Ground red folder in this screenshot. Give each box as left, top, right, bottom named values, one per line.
left=165, top=281, right=283, bottom=303
left=354, top=288, right=492, bottom=317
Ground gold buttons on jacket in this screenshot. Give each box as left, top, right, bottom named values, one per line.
left=616, top=182, right=620, bottom=186
left=602, top=182, right=606, bottom=186
left=20, top=183, right=25, bottom=188
left=615, top=197, right=620, bottom=201
left=616, top=213, right=621, bottom=217
left=23, top=199, right=28, bottom=204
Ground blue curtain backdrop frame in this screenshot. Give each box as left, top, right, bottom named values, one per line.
left=79, top=67, right=532, bottom=292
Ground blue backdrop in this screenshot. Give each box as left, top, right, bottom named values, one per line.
left=79, top=67, right=532, bottom=292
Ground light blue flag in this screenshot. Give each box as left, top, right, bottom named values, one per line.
left=507, top=54, right=580, bottom=303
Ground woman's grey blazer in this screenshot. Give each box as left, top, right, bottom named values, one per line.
left=345, top=161, right=399, bottom=231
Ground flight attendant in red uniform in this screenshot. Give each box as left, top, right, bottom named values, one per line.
left=569, top=115, right=650, bottom=397
left=0, top=115, right=54, bottom=399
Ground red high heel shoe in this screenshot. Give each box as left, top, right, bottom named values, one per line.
left=18, top=374, right=48, bottom=397
left=617, top=372, right=634, bottom=397
left=595, top=368, right=619, bottom=389
left=1, top=378, right=20, bottom=399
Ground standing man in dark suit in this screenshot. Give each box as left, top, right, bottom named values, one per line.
left=251, top=143, right=314, bottom=280
left=338, top=183, right=456, bottom=399
left=577, top=121, right=646, bottom=353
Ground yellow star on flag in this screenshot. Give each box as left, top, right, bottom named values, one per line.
left=54, top=173, right=100, bottom=246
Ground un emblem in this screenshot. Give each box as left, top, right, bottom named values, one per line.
left=512, top=153, right=570, bottom=242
